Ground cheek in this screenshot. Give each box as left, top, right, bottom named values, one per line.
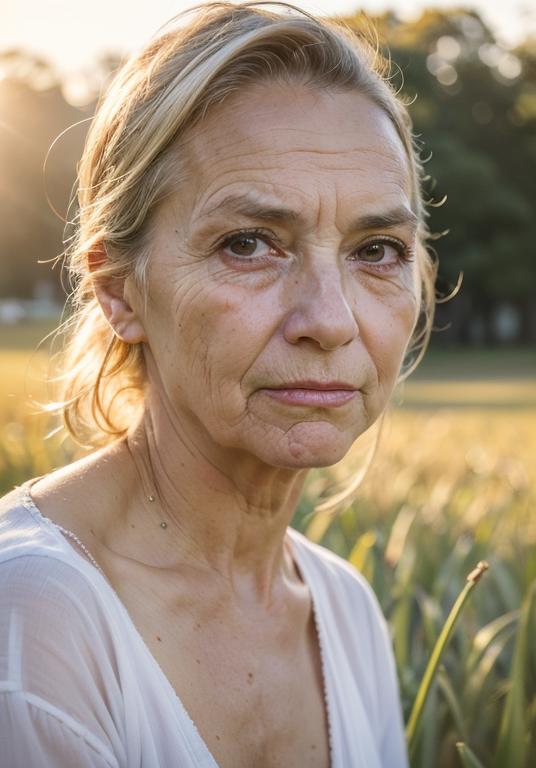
left=356, top=272, right=419, bottom=377
left=160, top=279, right=274, bottom=402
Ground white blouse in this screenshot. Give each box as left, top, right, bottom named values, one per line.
left=0, top=479, right=409, bottom=768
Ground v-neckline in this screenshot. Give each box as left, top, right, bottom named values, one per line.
left=19, top=478, right=335, bottom=768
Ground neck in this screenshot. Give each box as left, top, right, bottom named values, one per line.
left=109, top=407, right=308, bottom=605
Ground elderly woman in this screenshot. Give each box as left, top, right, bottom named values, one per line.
left=0, top=2, right=436, bottom=766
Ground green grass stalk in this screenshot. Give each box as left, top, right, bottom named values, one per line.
left=406, top=560, right=489, bottom=757
left=456, top=741, right=486, bottom=768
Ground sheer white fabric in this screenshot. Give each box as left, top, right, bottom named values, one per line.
left=0, top=480, right=409, bottom=768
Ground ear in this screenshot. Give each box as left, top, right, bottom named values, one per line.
left=88, top=244, right=147, bottom=344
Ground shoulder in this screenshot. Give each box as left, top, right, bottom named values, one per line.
left=0, top=481, right=118, bottom=674
left=0, top=478, right=104, bottom=589
left=0, top=541, right=119, bottom=683
left=1, top=546, right=110, bottom=624
left=0, top=509, right=126, bottom=752
left=0, top=479, right=64, bottom=558
left=0, top=551, right=126, bottom=768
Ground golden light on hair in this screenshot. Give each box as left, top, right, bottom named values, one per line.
left=48, top=1, right=437, bottom=469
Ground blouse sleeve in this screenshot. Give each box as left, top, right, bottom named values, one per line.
left=0, top=693, right=118, bottom=767
left=0, top=554, right=126, bottom=768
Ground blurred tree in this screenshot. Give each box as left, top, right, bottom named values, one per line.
left=0, top=12, right=534, bottom=342
left=0, top=50, right=90, bottom=299
left=344, top=9, right=536, bottom=343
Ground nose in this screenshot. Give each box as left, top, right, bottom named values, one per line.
left=282, top=262, right=359, bottom=351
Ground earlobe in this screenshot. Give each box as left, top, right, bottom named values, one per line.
left=88, top=246, right=147, bottom=344
left=105, top=293, right=147, bottom=344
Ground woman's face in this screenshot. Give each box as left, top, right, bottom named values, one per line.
left=130, top=82, right=420, bottom=469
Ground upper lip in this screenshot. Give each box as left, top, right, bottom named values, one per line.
left=267, top=380, right=357, bottom=391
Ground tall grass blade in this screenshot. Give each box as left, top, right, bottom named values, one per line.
left=493, top=581, right=536, bottom=768
left=406, top=561, right=489, bottom=756
left=466, top=610, right=520, bottom=675
left=304, top=509, right=333, bottom=543
left=437, top=665, right=467, bottom=742
left=456, top=741, right=486, bottom=768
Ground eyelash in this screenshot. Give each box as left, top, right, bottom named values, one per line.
left=215, top=227, right=415, bottom=268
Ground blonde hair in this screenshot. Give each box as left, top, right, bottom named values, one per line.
left=53, top=0, right=437, bottom=450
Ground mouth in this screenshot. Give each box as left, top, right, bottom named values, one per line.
left=269, top=380, right=356, bottom=391
left=260, top=381, right=358, bottom=408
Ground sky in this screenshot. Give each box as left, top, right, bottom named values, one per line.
left=0, top=0, right=534, bottom=75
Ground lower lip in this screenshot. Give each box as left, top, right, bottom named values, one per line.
left=260, top=388, right=358, bottom=407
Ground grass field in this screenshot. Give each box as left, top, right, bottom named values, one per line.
left=1, top=321, right=535, bottom=767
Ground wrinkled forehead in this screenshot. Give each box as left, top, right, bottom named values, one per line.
left=178, top=83, right=414, bottom=217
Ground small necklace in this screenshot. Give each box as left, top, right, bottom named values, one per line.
left=147, top=493, right=168, bottom=528
left=125, top=435, right=170, bottom=530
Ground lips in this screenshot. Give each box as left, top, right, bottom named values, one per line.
left=268, top=380, right=357, bottom=391
left=260, top=381, right=358, bottom=407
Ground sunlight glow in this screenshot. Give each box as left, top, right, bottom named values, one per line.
left=0, top=0, right=533, bottom=76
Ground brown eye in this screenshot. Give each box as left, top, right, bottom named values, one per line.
left=229, top=235, right=259, bottom=256
left=360, top=243, right=388, bottom=262
left=219, top=230, right=278, bottom=261
left=354, top=239, right=405, bottom=265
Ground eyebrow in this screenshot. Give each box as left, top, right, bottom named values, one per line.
left=201, top=193, right=418, bottom=233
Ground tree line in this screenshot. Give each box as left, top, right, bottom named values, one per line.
left=0, top=7, right=534, bottom=344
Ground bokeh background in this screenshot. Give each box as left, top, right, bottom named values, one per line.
left=0, top=1, right=534, bottom=766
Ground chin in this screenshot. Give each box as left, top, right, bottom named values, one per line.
left=257, top=421, right=358, bottom=469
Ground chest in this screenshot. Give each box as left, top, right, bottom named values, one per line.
left=115, top=576, right=331, bottom=768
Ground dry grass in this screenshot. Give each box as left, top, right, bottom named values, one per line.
left=1, top=333, right=535, bottom=767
